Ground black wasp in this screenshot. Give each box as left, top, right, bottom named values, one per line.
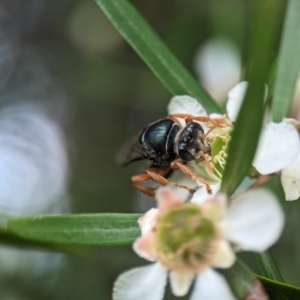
left=117, top=113, right=228, bottom=197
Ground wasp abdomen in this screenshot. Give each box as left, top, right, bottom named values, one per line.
left=139, top=118, right=179, bottom=167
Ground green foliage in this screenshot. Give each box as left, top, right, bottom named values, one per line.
left=272, top=0, right=300, bottom=122
left=221, top=260, right=300, bottom=299
left=259, top=276, right=300, bottom=300
left=8, top=214, right=141, bottom=246
left=221, top=260, right=261, bottom=299
left=4, top=0, right=300, bottom=297
left=94, top=0, right=220, bottom=114
left=220, top=0, right=282, bottom=196
left=255, top=251, right=284, bottom=283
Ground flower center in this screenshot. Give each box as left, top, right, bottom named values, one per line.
left=209, top=129, right=231, bottom=178
left=155, top=203, right=219, bottom=272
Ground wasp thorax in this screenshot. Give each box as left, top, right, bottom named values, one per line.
left=155, top=203, right=220, bottom=273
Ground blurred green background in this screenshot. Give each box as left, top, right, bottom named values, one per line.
left=1, top=0, right=300, bottom=299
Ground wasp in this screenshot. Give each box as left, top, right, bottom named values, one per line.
left=117, top=113, right=230, bottom=197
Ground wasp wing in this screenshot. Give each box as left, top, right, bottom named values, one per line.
left=115, top=132, right=146, bottom=166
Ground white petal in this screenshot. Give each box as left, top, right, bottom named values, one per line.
left=231, top=177, right=255, bottom=197
left=167, top=95, right=207, bottom=116
left=194, top=38, right=241, bottom=102
left=163, top=171, right=197, bottom=201
left=212, top=240, right=236, bottom=268
left=113, top=263, right=167, bottom=300
left=133, top=232, right=157, bottom=262
left=191, top=268, right=236, bottom=300
left=226, top=81, right=248, bottom=122
left=155, top=187, right=184, bottom=211
left=191, top=182, right=221, bottom=204
left=253, top=122, right=300, bottom=174
left=169, top=271, right=195, bottom=297
left=209, top=113, right=224, bottom=119
left=223, top=189, right=284, bottom=251
left=281, top=153, right=300, bottom=200
left=138, top=208, right=158, bottom=235
left=226, top=82, right=268, bottom=122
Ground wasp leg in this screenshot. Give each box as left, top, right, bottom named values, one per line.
left=169, top=113, right=212, bottom=124
left=202, top=118, right=231, bottom=139
left=131, top=167, right=195, bottom=197
left=169, top=113, right=231, bottom=127
left=171, top=159, right=212, bottom=194
left=197, top=152, right=213, bottom=173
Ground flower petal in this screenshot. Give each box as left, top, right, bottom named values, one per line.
left=226, top=82, right=268, bottom=122
left=226, top=81, right=248, bottom=122
left=167, top=95, right=207, bottom=116
left=133, top=232, right=157, bottom=262
left=194, top=38, right=241, bottom=102
left=253, top=122, right=300, bottom=174
left=191, top=268, right=236, bottom=300
left=223, top=189, right=284, bottom=251
left=162, top=171, right=197, bottom=201
left=212, top=240, right=236, bottom=269
left=231, top=177, right=255, bottom=197
left=281, top=153, right=300, bottom=200
left=155, top=187, right=183, bottom=211
left=138, top=208, right=159, bottom=235
left=191, top=182, right=221, bottom=204
left=198, top=193, right=228, bottom=222
left=169, top=271, right=195, bottom=297
left=113, top=263, right=167, bottom=300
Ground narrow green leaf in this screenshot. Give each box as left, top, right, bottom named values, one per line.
left=220, top=82, right=265, bottom=196
left=221, top=260, right=267, bottom=299
left=258, top=275, right=300, bottom=300
left=222, top=260, right=300, bottom=299
left=272, top=0, right=300, bottom=122
left=255, top=250, right=284, bottom=283
left=94, top=0, right=220, bottom=114
left=8, top=214, right=141, bottom=246
left=220, top=0, right=282, bottom=195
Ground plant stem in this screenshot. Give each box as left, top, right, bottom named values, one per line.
left=255, top=250, right=284, bottom=282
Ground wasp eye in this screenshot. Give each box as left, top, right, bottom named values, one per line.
left=178, top=149, right=194, bottom=161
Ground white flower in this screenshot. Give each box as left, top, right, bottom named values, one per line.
left=167, top=89, right=300, bottom=201
left=193, top=38, right=241, bottom=102
left=227, top=82, right=300, bottom=200
left=113, top=188, right=284, bottom=300
left=168, top=95, right=208, bottom=116
left=225, top=81, right=268, bottom=123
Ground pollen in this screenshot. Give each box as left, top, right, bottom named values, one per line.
left=155, top=203, right=220, bottom=272
left=209, top=130, right=231, bottom=178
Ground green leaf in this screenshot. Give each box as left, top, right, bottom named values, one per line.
left=220, top=0, right=282, bottom=195
left=221, top=260, right=300, bottom=299
left=94, top=0, right=220, bottom=114
left=258, top=275, right=300, bottom=300
left=8, top=214, right=141, bottom=246
left=221, top=259, right=267, bottom=299
left=272, top=0, right=300, bottom=122
left=255, top=250, right=284, bottom=283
